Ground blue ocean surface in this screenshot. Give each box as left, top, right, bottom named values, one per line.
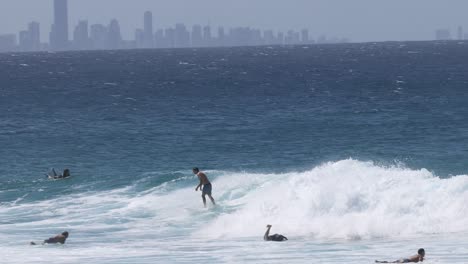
left=1, top=42, right=468, bottom=263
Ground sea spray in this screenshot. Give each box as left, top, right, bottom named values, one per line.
left=2, top=159, right=467, bottom=242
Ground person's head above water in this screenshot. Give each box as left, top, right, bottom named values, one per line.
left=192, top=167, right=199, bottom=174
left=62, top=231, right=69, bottom=238
left=63, top=169, right=70, bottom=177
left=418, top=248, right=425, bottom=256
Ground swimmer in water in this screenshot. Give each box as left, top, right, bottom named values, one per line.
left=30, top=231, right=69, bottom=245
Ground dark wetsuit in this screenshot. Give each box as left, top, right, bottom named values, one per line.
left=267, top=234, right=288, bottom=242
left=44, top=236, right=66, bottom=244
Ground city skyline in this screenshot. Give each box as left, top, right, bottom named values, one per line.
left=0, top=0, right=351, bottom=53
left=1, top=0, right=468, bottom=53
left=3, top=0, right=468, bottom=43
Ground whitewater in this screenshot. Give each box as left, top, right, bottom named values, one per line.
left=1, top=160, right=467, bottom=263
left=3, top=42, right=468, bottom=263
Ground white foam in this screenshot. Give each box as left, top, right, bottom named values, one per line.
left=2, top=160, right=468, bottom=241
left=196, top=159, right=468, bottom=240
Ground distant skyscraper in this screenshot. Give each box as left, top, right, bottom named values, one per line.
left=277, top=32, right=284, bottom=45
left=0, top=34, right=17, bottom=52
left=191, top=25, right=203, bottom=47
left=18, top=22, right=40, bottom=52
left=28, top=22, right=40, bottom=51
left=218, top=27, right=225, bottom=46
left=301, top=29, right=309, bottom=44
left=107, top=19, right=122, bottom=50
left=165, top=27, right=175, bottom=48
left=90, top=24, right=107, bottom=50
left=19, top=31, right=30, bottom=51
left=154, top=29, right=164, bottom=48
left=143, top=11, right=154, bottom=48
left=51, top=0, right=69, bottom=50
left=135, top=29, right=145, bottom=48
left=457, top=26, right=463, bottom=40
left=203, top=26, right=212, bottom=47
left=435, top=29, right=451, bottom=40
left=175, top=23, right=190, bottom=48
left=264, top=30, right=275, bottom=45
left=73, top=20, right=89, bottom=50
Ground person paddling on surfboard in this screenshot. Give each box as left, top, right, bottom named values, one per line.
left=48, top=168, right=71, bottom=179
left=375, top=248, right=425, bottom=263
left=264, top=225, right=288, bottom=242
left=30, top=231, right=69, bottom=245
left=193, top=167, right=216, bottom=207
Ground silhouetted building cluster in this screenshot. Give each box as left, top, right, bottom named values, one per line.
left=0, top=0, right=352, bottom=53
left=435, top=26, right=468, bottom=41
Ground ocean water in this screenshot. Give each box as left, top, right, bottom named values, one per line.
left=1, top=41, right=468, bottom=263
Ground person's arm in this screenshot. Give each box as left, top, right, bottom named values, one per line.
left=195, top=177, right=202, bottom=191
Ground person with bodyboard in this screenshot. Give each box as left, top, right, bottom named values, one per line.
left=47, top=168, right=71, bottom=180
left=30, top=231, right=69, bottom=245
left=375, top=248, right=425, bottom=263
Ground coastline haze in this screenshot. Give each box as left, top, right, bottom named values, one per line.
left=2, top=0, right=468, bottom=43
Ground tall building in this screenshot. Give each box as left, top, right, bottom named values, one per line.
left=107, top=19, right=122, bottom=50
left=28, top=22, right=41, bottom=51
left=90, top=24, right=107, bottom=50
left=135, top=29, right=145, bottom=48
left=191, top=25, right=203, bottom=47
left=165, top=27, right=175, bottom=48
left=277, top=32, right=284, bottom=45
left=154, top=29, right=164, bottom=48
left=217, top=27, right=225, bottom=47
left=175, top=23, right=190, bottom=48
left=301, top=29, right=309, bottom=44
left=264, top=30, right=275, bottom=45
left=51, top=0, right=69, bottom=50
left=143, top=11, right=154, bottom=48
left=0, top=34, right=16, bottom=52
left=18, top=22, right=40, bottom=52
left=457, top=26, right=463, bottom=40
left=73, top=20, right=89, bottom=50
left=203, top=25, right=212, bottom=47
left=435, top=29, right=451, bottom=40
left=18, top=31, right=30, bottom=51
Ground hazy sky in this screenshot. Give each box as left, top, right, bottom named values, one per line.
left=1, top=0, right=468, bottom=42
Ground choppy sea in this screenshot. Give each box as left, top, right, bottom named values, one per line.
left=1, top=41, right=468, bottom=263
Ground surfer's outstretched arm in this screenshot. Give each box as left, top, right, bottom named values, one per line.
left=52, top=168, right=57, bottom=176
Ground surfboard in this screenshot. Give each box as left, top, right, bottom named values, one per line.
left=47, top=175, right=71, bottom=180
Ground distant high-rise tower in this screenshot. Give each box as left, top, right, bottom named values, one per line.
left=191, top=25, right=203, bottom=47
left=203, top=25, right=211, bottom=47
left=73, top=20, right=89, bottom=50
left=143, top=11, right=154, bottom=48
left=175, top=23, right=190, bottom=48
left=435, top=29, right=451, bottom=41
left=457, top=26, right=463, bottom=40
left=51, top=0, right=69, bottom=50
left=107, top=19, right=122, bottom=50
left=28, top=22, right=41, bottom=51
left=217, top=27, right=225, bottom=46
left=301, top=29, right=309, bottom=44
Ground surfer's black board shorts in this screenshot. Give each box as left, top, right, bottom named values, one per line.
left=202, top=183, right=212, bottom=195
